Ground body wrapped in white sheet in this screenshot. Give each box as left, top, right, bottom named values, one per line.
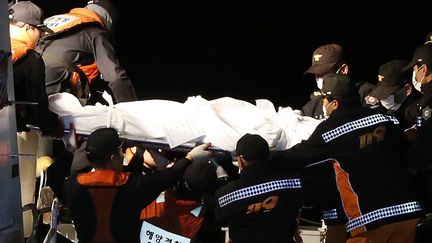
left=49, top=93, right=322, bottom=152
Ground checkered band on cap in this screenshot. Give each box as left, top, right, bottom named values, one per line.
left=322, top=114, right=399, bottom=143
left=346, top=201, right=422, bottom=232
left=217, top=179, right=301, bottom=208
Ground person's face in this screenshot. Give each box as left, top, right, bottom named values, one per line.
left=314, top=67, right=338, bottom=90
left=323, top=97, right=337, bottom=117
left=413, top=64, right=426, bottom=85
left=25, top=24, right=42, bottom=44
left=315, top=64, right=345, bottom=80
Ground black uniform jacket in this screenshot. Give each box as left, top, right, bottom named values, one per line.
left=13, top=50, right=59, bottom=134
left=406, top=82, right=432, bottom=212
left=404, top=81, right=432, bottom=128
left=272, top=105, right=422, bottom=237
left=214, top=162, right=302, bottom=243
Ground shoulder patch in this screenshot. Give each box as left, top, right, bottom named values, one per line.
left=365, top=95, right=379, bottom=106
left=313, top=91, right=322, bottom=97
left=422, top=106, right=431, bottom=121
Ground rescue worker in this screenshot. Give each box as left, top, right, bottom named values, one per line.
left=8, top=1, right=63, bottom=237
left=302, top=43, right=375, bottom=119
left=403, top=43, right=432, bottom=243
left=9, top=1, right=62, bottom=135
left=302, top=43, right=365, bottom=242
left=403, top=44, right=432, bottom=131
left=214, top=133, right=303, bottom=243
left=272, top=74, right=422, bottom=242
left=63, top=128, right=213, bottom=242
left=129, top=146, right=231, bottom=243
left=37, top=0, right=137, bottom=105
left=140, top=159, right=219, bottom=242
left=364, top=59, right=422, bottom=129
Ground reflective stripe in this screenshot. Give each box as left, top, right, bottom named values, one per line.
left=323, top=209, right=338, bottom=220
left=346, top=201, right=422, bottom=232
left=217, top=179, right=301, bottom=208
left=322, top=114, right=399, bottom=143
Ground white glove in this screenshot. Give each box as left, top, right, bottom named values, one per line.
left=188, top=143, right=212, bottom=162
left=216, top=165, right=229, bottom=179
left=210, top=158, right=229, bottom=179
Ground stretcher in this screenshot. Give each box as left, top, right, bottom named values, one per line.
left=48, top=93, right=322, bottom=153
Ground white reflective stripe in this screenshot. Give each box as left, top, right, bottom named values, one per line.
left=386, top=115, right=400, bottom=124
left=346, top=201, right=422, bottom=232
left=323, top=209, right=338, bottom=220
left=322, top=114, right=399, bottom=143
left=217, top=179, right=301, bottom=208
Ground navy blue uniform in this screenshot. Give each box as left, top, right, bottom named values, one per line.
left=215, top=162, right=302, bottom=243
left=273, top=106, right=422, bottom=237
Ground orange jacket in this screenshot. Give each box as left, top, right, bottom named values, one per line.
left=140, top=189, right=205, bottom=240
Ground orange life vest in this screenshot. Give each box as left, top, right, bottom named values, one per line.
left=125, top=148, right=205, bottom=240
left=140, top=189, right=205, bottom=240
left=77, top=170, right=130, bottom=243
left=43, top=8, right=105, bottom=37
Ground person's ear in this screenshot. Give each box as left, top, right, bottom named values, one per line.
left=425, top=65, right=431, bottom=77
left=332, top=99, right=340, bottom=110
left=110, top=152, right=116, bottom=162
left=405, top=83, right=412, bottom=96
left=237, top=155, right=245, bottom=169
left=340, top=64, right=349, bottom=74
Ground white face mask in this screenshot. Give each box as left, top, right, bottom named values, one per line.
left=122, top=154, right=129, bottom=166
left=322, top=100, right=333, bottom=119
left=412, top=70, right=423, bottom=92
left=316, top=77, right=323, bottom=90
left=380, top=95, right=401, bottom=111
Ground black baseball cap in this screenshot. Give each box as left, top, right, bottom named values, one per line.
left=178, top=161, right=218, bottom=199
left=403, top=44, right=432, bottom=71
left=320, top=74, right=357, bottom=100
left=85, top=128, right=122, bottom=161
left=9, top=1, right=53, bottom=34
left=86, top=0, right=118, bottom=31
left=305, top=44, right=343, bottom=75
left=235, top=133, right=269, bottom=162
left=369, top=60, right=409, bottom=99
left=425, top=31, right=432, bottom=44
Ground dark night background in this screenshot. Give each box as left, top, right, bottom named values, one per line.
left=33, top=0, right=431, bottom=110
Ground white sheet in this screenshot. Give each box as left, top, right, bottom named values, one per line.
left=48, top=93, right=322, bottom=152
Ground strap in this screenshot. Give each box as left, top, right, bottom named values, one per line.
left=88, top=187, right=118, bottom=243
left=68, top=63, right=90, bottom=100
